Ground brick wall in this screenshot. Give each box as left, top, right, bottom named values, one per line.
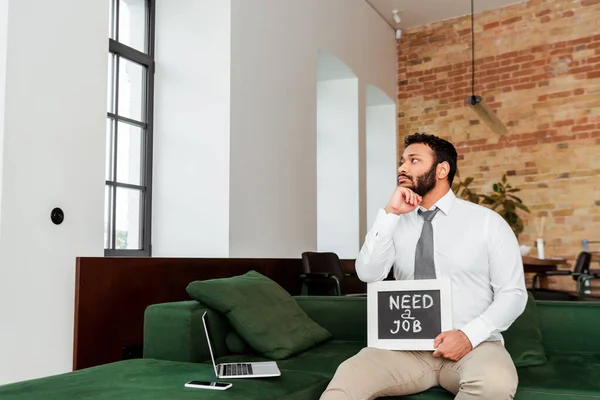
left=397, top=0, right=600, bottom=291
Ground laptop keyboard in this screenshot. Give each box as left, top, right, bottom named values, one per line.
left=223, top=363, right=253, bottom=376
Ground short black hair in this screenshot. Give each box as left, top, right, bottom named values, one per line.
left=404, top=133, right=458, bottom=186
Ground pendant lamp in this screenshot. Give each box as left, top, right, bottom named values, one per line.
left=465, top=0, right=508, bottom=135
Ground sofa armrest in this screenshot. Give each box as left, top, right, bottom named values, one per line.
left=143, top=300, right=231, bottom=362
left=294, top=296, right=367, bottom=342
left=537, top=300, right=600, bottom=353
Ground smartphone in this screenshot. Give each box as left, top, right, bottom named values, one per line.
left=184, top=380, right=232, bottom=390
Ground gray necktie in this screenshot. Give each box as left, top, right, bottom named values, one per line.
left=414, top=208, right=439, bottom=280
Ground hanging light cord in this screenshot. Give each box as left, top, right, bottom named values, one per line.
left=471, top=0, right=475, bottom=99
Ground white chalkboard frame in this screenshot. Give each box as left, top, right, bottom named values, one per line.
left=367, top=279, right=453, bottom=351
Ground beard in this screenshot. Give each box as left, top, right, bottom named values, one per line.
left=398, top=164, right=437, bottom=197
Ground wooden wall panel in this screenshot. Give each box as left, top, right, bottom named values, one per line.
left=73, top=257, right=368, bottom=370
left=73, top=257, right=306, bottom=370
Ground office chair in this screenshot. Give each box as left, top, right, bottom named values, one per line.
left=530, top=251, right=592, bottom=301
left=300, top=251, right=366, bottom=296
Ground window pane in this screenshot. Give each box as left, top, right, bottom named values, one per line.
left=118, top=0, right=148, bottom=53
left=118, top=57, right=145, bottom=122
left=116, top=121, right=143, bottom=185
left=115, top=187, right=142, bottom=250
left=104, top=185, right=113, bottom=249
left=106, top=119, right=115, bottom=181
left=108, top=0, right=116, bottom=40
left=107, top=53, right=115, bottom=113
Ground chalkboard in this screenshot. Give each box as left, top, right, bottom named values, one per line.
left=367, top=280, right=452, bottom=350
left=377, top=290, right=441, bottom=339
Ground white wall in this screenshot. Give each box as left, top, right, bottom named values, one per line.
left=0, top=0, right=8, bottom=238
left=0, top=0, right=394, bottom=386
left=317, top=78, right=359, bottom=258
left=366, top=85, right=397, bottom=229
left=152, top=0, right=231, bottom=257
left=0, top=0, right=106, bottom=385
left=228, top=0, right=396, bottom=257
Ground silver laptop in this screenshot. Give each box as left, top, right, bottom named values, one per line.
left=201, top=311, right=281, bottom=378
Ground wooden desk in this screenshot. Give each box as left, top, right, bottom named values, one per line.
left=344, top=257, right=569, bottom=289
left=522, top=256, right=567, bottom=273
left=522, top=256, right=569, bottom=288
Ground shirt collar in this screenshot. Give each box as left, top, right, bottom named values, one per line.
left=418, top=189, right=455, bottom=216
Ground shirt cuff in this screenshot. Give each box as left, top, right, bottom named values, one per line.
left=459, top=317, right=491, bottom=349
left=371, top=209, right=401, bottom=238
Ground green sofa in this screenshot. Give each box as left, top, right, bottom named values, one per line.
left=142, top=296, right=600, bottom=399
left=2, top=296, right=600, bottom=399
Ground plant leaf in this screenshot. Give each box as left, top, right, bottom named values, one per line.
left=464, top=177, right=474, bottom=186
left=490, top=199, right=503, bottom=210
left=507, top=194, right=523, bottom=203
left=479, top=194, right=494, bottom=204
left=514, top=202, right=530, bottom=213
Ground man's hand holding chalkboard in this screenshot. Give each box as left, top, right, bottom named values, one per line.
left=432, top=330, right=473, bottom=361
left=384, top=186, right=423, bottom=215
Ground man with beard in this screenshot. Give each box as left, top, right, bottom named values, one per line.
left=320, top=133, right=527, bottom=400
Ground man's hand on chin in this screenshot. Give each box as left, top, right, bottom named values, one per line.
left=432, top=330, right=473, bottom=361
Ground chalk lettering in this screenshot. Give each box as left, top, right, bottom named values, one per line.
left=413, top=319, right=422, bottom=333
left=402, top=319, right=410, bottom=332
left=413, top=295, right=421, bottom=309
left=378, top=290, right=442, bottom=340
left=401, top=294, right=411, bottom=309
left=422, top=294, right=433, bottom=309
left=388, top=294, right=435, bottom=310
left=401, top=309, right=415, bottom=320
left=391, top=320, right=400, bottom=334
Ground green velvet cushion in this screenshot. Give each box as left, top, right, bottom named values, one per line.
left=0, top=359, right=330, bottom=400
left=516, top=352, right=600, bottom=396
left=225, top=331, right=250, bottom=354
left=219, top=340, right=364, bottom=379
left=186, top=270, right=332, bottom=360
left=503, top=291, right=547, bottom=367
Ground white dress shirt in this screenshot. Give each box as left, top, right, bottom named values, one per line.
left=356, top=189, right=527, bottom=349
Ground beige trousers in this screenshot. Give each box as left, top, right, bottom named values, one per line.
left=320, top=341, right=518, bottom=400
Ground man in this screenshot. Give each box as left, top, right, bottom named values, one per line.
left=321, top=133, right=527, bottom=400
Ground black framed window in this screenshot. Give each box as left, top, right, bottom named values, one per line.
left=105, top=0, right=155, bottom=256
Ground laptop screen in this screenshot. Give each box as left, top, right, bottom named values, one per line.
left=201, top=311, right=219, bottom=378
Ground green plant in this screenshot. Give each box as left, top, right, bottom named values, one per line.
left=116, top=230, right=129, bottom=249
left=479, top=174, right=530, bottom=237
left=451, top=174, right=480, bottom=205
left=452, top=173, right=530, bottom=238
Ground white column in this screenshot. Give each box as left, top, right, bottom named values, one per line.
left=366, top=85, right=397, bottom=229
left=317, top=78, right=360, bottom=258
left=152, top=0, right=231, bottom=257
left=0, top=0, right=8, bottom=237
left=0, top=0, right=107, bottom=384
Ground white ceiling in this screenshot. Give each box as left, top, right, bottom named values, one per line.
left=366, top=0, right=525, bottom=29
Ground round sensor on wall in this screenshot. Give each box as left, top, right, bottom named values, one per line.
left=51, top=207, right=64, bottom=225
